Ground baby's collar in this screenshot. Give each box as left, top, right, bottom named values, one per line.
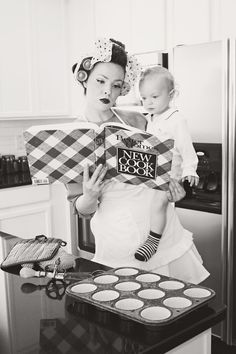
left=151, top=107, right=179, bottom=121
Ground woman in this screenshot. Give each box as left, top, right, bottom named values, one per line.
left=67, top=38, right=209, bottom=284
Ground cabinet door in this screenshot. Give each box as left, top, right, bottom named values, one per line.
left=94, top=0, right=166, bottom=52
left=0, top=184, right=73, bottom=249
left=0, top=0, right=69, bottom=118
left=50, top=184, right=74, bottom=252
left=171, top=0, right=211, bottom=45
left=0, top=234, right=65, bottom=354
left=130, top=0, right=166, bottom=52
left=94, top=0, right=131, bottom=49
left=0, top=185, right=52, bottom=239
left=0, top=0, right=32, bottom=117
left=0, top=204, right=52, bottom=239
left=30, top=0, right=69, bottom=116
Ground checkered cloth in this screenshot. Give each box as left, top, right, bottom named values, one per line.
left=39, top=318, right=145, bottom=353
left=24, top=123, right=173, bottom=189
left=104, top=127, right=174, bottom=190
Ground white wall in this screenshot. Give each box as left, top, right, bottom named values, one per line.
left=1, top=0, right=236, bottom=154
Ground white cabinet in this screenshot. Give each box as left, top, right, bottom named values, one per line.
left=0, top=185, right=52, bottom=239
left=168, top=0, right=236, bottom=46
left=0, top=0, right=69, bottom=118
left=0, top=183, right=73, bottom=353
left=170, top=0, right=211, bottom=46
left=93, top=0, right=167, bottom=52
left=0, top=0, right=32, bottom=117
left=0, top=233, right=67, bottom=354
left=0, top=184, right=73, bottom=251
left=94, top=0, right=131, bottom=49
left=130, top=0, right=166, bottom=53
left=49, top=183, right=74, bottom=253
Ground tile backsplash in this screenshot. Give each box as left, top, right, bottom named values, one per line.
left=0, top=117, right=76, bottom=157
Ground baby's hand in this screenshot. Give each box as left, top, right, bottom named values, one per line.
left=182, top=175, right=199, bottom=187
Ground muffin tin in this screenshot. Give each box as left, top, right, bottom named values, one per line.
left=66, top=267, right=215, bottom=327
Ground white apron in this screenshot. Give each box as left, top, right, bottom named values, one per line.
left=91, top=181, right=210, bottom=284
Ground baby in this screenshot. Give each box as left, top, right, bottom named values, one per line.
left=135, top=66, right=199, bottom=262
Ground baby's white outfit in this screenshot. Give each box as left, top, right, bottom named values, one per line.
left=146, top=107, right=198, bottom=180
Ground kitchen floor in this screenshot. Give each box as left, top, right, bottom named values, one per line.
left=212, top=336, right=236, bottom=353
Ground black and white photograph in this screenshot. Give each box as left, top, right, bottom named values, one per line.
left=0, top=1, right=236, bottom=353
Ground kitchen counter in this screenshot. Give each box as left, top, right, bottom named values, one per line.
left=0, top=172, right=32, bottom=189
left=0, top=234, right=226, bottom=354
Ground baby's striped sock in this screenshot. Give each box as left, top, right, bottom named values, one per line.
left=135, top=231, right=162, bottom=262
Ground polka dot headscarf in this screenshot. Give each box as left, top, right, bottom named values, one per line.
left=73, top=38, right=142, bottom=96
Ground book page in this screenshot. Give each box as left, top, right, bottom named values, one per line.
left=100, top=119, right=146, bottom=134
left=110, top=107, right=148, bottom=134
left=100, top=121, right=136, bottom=131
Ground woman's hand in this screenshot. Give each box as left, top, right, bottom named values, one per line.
left=166, top=179, right=186, bottom=203
left=83, top=164, right=107, bottom=199
left=76, top=164, right=107, bottom=215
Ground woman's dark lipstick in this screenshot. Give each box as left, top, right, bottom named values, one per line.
left=100, top=98, right=110, bottom=104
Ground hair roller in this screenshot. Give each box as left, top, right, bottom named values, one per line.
left=76, top=70, right=88, bottom=82
left=83, top=58, right=92, bottom=70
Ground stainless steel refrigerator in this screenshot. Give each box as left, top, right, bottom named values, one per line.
left=169, top=38, right=236, bottom=345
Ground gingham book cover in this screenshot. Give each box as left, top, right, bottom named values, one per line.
left=104, top=126, right=174, bottom=190
left=24, top=121, right=174, bottom=189
left=24, top=122, right=105, bottom=185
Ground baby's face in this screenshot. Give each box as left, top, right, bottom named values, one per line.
left=139, top=74, right=172, bottom=115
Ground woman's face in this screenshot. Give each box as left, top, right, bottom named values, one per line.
left=84, top=62, right=125, bottom=111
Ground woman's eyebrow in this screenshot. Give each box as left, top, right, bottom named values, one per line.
left=97, top=74, right=123, bottom=82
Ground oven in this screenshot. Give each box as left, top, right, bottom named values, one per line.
left=73, top=214, right=95, bottom=260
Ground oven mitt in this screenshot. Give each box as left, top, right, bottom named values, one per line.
left=1, top=234, right=76, bottom=273
left=38, top=247, right=76, bottom=271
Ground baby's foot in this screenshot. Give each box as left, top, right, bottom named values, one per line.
left=135, top=232, right=161, bottom=262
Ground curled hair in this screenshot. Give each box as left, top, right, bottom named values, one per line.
left=72, top=38, right=128, bottom=94
left=109, top=38, right=127, bottom=69
left=139, top=66, right=175, bottom=92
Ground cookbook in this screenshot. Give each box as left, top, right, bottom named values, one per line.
left=24, top=119, right=174, bottom=190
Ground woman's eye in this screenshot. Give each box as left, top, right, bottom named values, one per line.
left=97, top=79, right=104, bottom=84
left=114, top=84, right=121, bottom=89
left=153, top=96, right=158, bottom=99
